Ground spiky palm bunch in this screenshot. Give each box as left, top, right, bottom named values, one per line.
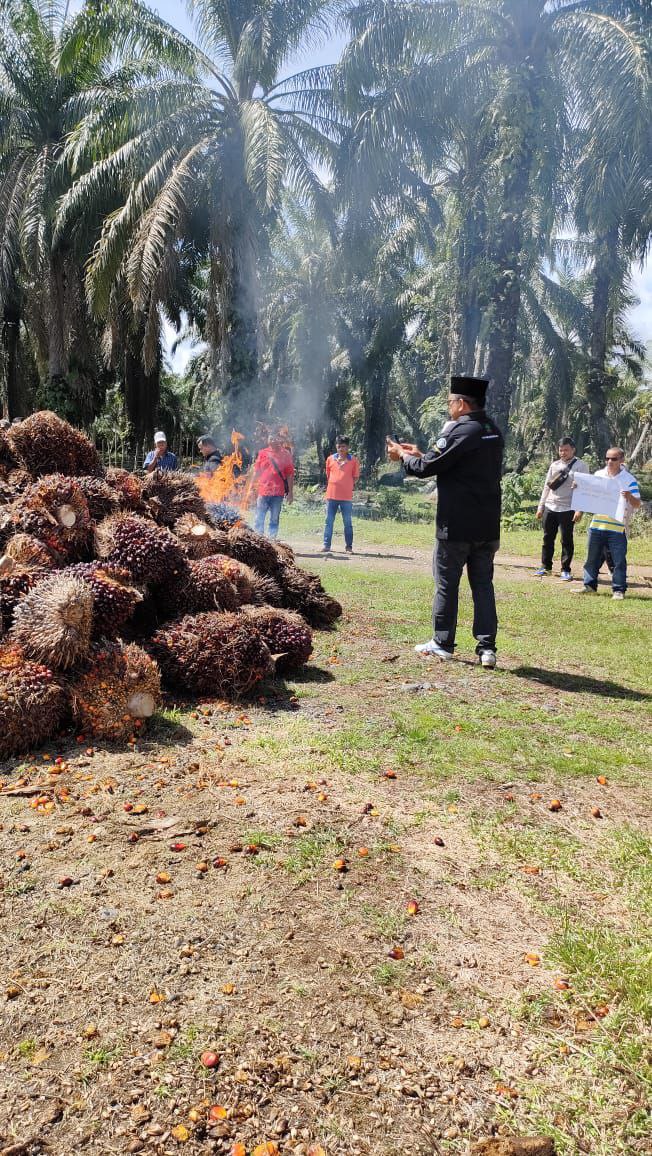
left=65, top=561, right=143, bottom=638
left=2, top=533, right=59, bottom=571
left=9, top=572, right=93, bottom=669
left=104, top=468, right=146, bottom=512
left=247, top=569, right=283, bottom=607
left=242, top=606, right=313, bottom=672
left=153, top=556, right=239, bottom=618
left=226, top=526, right=285, bottom=577
left=95, top=513, right=186, bottom=584
left=75, top=476, right=121, bottom=522
left=69, top=640, right=161, bottom=741
left=204, top=554, right=256, bottom=604
left=10, top=474, right=93, bottom=559
left=0, top=644, right=68, bottom=759
left=142, top=471, right=206, bottom=527
left=7, top=413, right=104, bottom=478
left=149, top=610, right=273, bottom=698
left=174, top=513, right=229, bottom=559
left=0, top=560, right=40, bottom=631
left=280, top=564, right=342, bottom=626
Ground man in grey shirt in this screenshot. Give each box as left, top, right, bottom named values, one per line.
left=535, top=437, right=589, bottom=580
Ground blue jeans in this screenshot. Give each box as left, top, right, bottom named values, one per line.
left=323, top=499, right=353, bottom=549
left=583, top=528, right=628, bottom=592
left=254, top=494, right=284, bottom=539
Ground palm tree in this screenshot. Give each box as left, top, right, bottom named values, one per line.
left=343, top=0, right=651, bottom=434
left=0, top=0, right=184, bottom=418
left=58, top=0, right=346, bottom=425
left=571, top=4, right=651, bottom=453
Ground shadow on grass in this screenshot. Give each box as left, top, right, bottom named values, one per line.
left=289, top=665, right=336, bottom=684
left=512, top=666, right=651, bottom=702
left=292, top=548, right=414, bottom=562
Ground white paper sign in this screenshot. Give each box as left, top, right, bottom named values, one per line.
left=571, top=473, right=626, bottom=521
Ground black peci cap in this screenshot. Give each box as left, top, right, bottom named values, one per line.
left=450, top=375, right=490, bottom=404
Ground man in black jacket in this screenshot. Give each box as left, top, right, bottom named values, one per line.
left=386, top=375, right=504, bottom=668
left=197, top=436, right=223, bottom=475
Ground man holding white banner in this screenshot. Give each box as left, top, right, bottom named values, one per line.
left=572, top=448, right=641, bottom=600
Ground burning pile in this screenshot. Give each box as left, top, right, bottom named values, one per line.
left=0, top=412, right=342, bottom=759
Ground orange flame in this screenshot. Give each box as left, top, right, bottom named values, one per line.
left=196, top=430, right=252, bottom=510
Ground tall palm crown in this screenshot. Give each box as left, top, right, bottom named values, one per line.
left=60, top=0, right=346, bottom=412
left=0, top=0, right=163, bottom=386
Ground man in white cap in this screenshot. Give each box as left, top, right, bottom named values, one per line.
left=144, top=432, right=178, bottom=473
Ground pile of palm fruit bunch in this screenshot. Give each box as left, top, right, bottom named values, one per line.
left=0, top=412, right=341, bottom=758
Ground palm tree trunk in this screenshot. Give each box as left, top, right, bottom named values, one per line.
left=48, top=254, right=68, bottom=381
left=362, top=368, right=389, bottom=475
left=124, top=328, right=160, bottom=444
left=587, top=225, right=619, bottom=457
left=2, top=301, right=23, bottom=418
left=483, top=156, right=530, bottom=434
left=450, top=181, right=486, bottom=373
left=628, top=419, right=650, bottom=466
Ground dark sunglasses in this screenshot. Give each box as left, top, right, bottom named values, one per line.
left=605, top=456, right=621, bottom=461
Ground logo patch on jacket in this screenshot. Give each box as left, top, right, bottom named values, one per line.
left=436, top=437, right=447, bottom=450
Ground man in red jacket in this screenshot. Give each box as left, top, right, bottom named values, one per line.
left=252, top=429, right=295, bottom=539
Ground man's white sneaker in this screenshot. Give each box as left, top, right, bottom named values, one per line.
left=559, top=571, right=572, bottom=581
left=479, top=650, right=497, bottom=669
left=612, top=591, right=624, bottom=601
left=572, top=585, right=596, bottom=593
left=414, top=640, right=454, bottom=659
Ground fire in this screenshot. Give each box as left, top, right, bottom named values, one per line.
left=196, top=431, right=251, bottom=508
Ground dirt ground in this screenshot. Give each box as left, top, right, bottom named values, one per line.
left=0, top=546, right=650, bottom=1156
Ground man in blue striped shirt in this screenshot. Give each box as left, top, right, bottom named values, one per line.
left=144, top=432, right=178, bottom=473
left=573, top=448, right=641, bottom=600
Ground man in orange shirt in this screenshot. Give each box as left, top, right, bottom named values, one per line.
left=253, top=428, right=295, bottom=539
left=322, top=436, right=361, bottom=553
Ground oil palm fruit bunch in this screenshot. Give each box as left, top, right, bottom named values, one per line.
left=0, top=644, right=68, bottom=759
left=8, top=411, right=104, bottom=478
left=10, top=475, right=93, bottom=560
left=272, top=541, right=295, bottom=566
left=206, top=554, right=256, bottom=604
left=3, top=533, right=59, bottom=571
left=142, top=471, right=206, bottom=527
left=0, top=428, right=18, bottom=473
left=149, top=611, right=273, bottom=698
left=155, top=557, right=240, bottom=617
left=0, top=479, right=14, bottom=504
left=247, top=570, right=283, bottom=607
left=279, top=565, right=342, bottom=627
left=8, top=573, right=93, bottom=670
left=75, top=476, right=120, bottom=521
left=69, top=641, right=161, bottom=741
left=104, top=468, right=146, bottom=512
left=242, top=607, right=313, bottom=673
left=0, top=557, right=41, bottom=632
left=225, top=526, right=284, bottom=577
left=174, top=513, right=229, bottom=559
left=95, top=513, right=185, bottom=585
left=65, top=562, right=143, bottom=638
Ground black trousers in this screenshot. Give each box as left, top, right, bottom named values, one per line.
left=541, top=508, right=575, bottom=571
left=432, top=538, right=499, bottom=653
